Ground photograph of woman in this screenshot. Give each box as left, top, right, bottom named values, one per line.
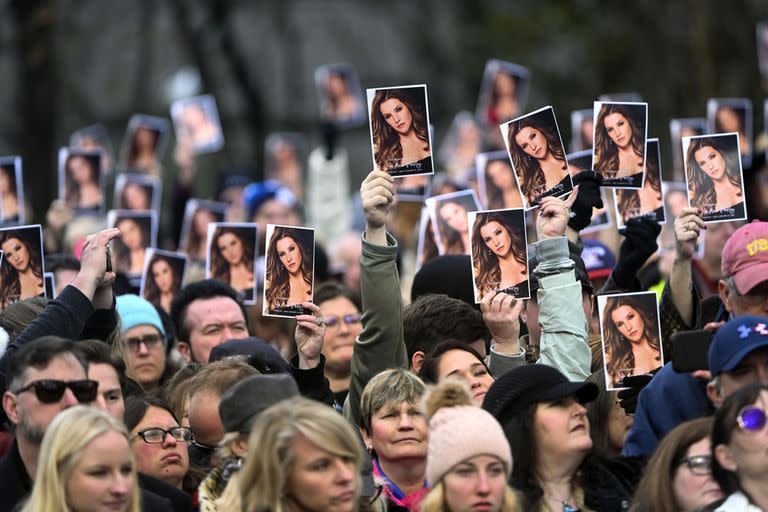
left=69, top=123, right=113, bottom=175
left=263, top=224, right=314, bottom=317
left=108, top=210, right=157, bottom=277
left=0, top=156, right=23, bottom=224
left=0, top=225, right=45, bottom=309
left=670, top=118, right=706, bottom=181
left=114, top=173, right=160, bottom=212
left=315, top=63, right=365, bottom=127
left=501, top=105, right=573, bottom=208
left=179, top=199, right=228, bottom=262
left=368, top=84, right=434, bottom=177
left=265, top=133, right=306, bottom=200
left=416, top=207, right=439, bottom=271
left=592, top=101, right=648, bottom=188
left=141, top=249, right=187, bottom=314
left=469, top=208, right=529, bottom=301
left=598, top=291, right=663, bottom=389
left=476, top=150, right=523, bottom=210
left=171, top=95, right=224, bottom=154
left=206, top=223, right=258, bottom=304
left=614, top=138, right=666, bottom=228
left=121, top=114, right=169, bottom=174
left=683, top=133, right=746, bottom=223
left=567, top=149, right=611, bottom=233
left=707, top=98, right=752, bottom=166
left=58, top=148, right=103, bottom=213
left=569, top=108, right=594, bottom=152
left=425, top=189, right=481, bottom=255
left=476, top=59, right=529, bottom=127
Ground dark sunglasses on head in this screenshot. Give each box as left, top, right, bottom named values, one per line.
left=324, top=314, right=362, bottom=328
left=124, top=333, right=163, bottom=352
left=15, top=379, right=98, bottom=404
left=737, top=406, right=767, bottom=432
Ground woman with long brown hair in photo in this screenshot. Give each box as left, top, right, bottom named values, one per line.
left=370, top=88, right=431, bottom=175
left=265, top=226, right=313, bottom=312
left=685, top=136, right=744, bottom=218
left=471, top=211, right=528, bottom=301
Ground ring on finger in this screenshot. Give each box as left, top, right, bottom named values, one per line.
left=314, top=317, right=325, bottom=327
left=683, top=222, right=689, bottom=231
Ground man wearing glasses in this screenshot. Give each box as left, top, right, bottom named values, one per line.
left=0, top=336, right=97, bottom=511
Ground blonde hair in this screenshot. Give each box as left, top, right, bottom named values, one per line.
left=420, top=480, right=522, bottom=512
left=20, top=406, right=140, bottom=512
left=216, top=397, right=362, bottom=512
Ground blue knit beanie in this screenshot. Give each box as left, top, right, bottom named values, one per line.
left=116, top=295, right=166, bottom=338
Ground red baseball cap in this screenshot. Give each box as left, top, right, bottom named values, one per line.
left=721, top=221, right=768, bottom=294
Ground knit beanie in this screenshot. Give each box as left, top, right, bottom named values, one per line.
left=423, top=379, right=512, bottom=485
left=116, top=294, right=166, bottom=338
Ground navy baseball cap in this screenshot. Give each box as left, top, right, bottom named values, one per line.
left=709, top=316, right=768, bottom=376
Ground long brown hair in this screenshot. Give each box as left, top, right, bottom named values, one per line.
left=370, top=88, right=430, bottom=171
left=209, top=226, right=255, bottom=287
left=602, top=295, right=661, bottom=386
left=0, top=229, right=43, bottom=308
left=144, top=253, right=183, bottom=307
left=685, top=136, right=742, bottom=209
left=594, top=104, right=645, bottom=176
left=265, top=227, right=313, bottom=310
left=506, top=114, right=567, bottom=203
left=471, top=211, right=527, bottom=301
left=616, top=153, right=662, bottom=222
left=629, top=417, right=715, bottom=512
left=434, top=199, right=469, bottom=255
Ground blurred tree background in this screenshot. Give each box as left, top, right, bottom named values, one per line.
left=0, top=0, right=766, bottom=223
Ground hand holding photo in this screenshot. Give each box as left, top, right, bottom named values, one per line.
left=0, top=156, right=23, bottom=225
left=469, top=208, right=529, bottom=301
left=206, top=223, right=258, bottom=305
left=707, top=98, right=753, bottom=167
left=598, top=291, right=664, bottom=390
left=500, top=105, right=573, bottom=208
left=263, top=224, right=315, bottom=317
left=171, top=94, right=224, bottom=154
left=367, top=84, right=434, bottom=177
left=141, top=249, right=188, bottom=314
left=315, top=63, right=365, bottom=128
left=592, top=101, right=648, bottom=188
left=107, top=210, right=157, bottom=277
left=0, top=225, right=45, bottom=309
left=113, top=173, right=161, bottom=212
left=425, top=189, right=481, bottom=255
left=476, top=150, right=523, bottom=210
left=58, top=148, right=103, bottom=214
left=613, top=138, right=666, bottom=229
left=682, top=133, right=746, bottom=223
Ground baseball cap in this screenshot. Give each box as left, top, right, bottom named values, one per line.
left=721, top=221, right=768, bottom=295
left=581, top=239, right=616, bottom=281
left=709, top=315, right=768, bottom=376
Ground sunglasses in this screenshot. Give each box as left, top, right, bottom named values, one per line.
left=679, top=455, right=712, bottom=476
left=15, top=379, right=98, bottom=404
left=737, top=406, right=767, bottom=432
left=124, top=333, right=163, bottom=353
left=324, top=314, right=362, bottom=328
left=131, top=427, right=194, bottom=444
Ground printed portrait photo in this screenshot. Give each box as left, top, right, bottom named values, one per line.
left=682, top=133, right=747, bottom=223
left=707, top=98, right=753, bottom=168
left=592, top=101, right=648, bottom=188
left=314, top=63, right=365, bottom=128
left=476, top=150, right=523, bottom=210
left=265, top=132, right=306, bottom=200
left=570, top=108, right=594, bottom=153
left=613, top=138, right=666, bottom=229
left=58, top=148, right=103, bottom=215
left=669, top=118, right=706, bottom=182
left=416, top=207, right=440, bottom=272
left=468, top=208, right=529, bottom=302
left=107, top=210, right=157, bottom=277
left=120, top=114, right=170, bottom=173
left=476, top=59, right=530, bottom=128
left=0, top=156, right=24, bottom=225
left=438, top=112, right=482, bottom=179
left=598, top=291, right=664, bottom=391
left=179, top=199, right=229, bottom=262
left=0, top=225, right=44, bottom=309
left=367, top=84, right=434, bottom=177
left=69, top=123, right=113, bottom=175
left=171, top=94, right=225, bottom=154
left=140, top=248, right=189, bottom=315
left=263, top=224, right=315, bottom=318
left=567, top=150, right=611, bottom=233
left=113, top=173, right=161, bottom=212
left=425, top=189, right=481, bottom=256
left=501, top=105, right=573, bottom=208
left=206, top=223, right=258, bottom=305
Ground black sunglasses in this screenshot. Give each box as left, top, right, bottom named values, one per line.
left=15, top=379, right=98, bottom=404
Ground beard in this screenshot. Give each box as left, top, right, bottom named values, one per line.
left=17, top=412, right=45, bottom=445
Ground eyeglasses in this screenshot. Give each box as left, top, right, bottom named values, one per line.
left=131, top=427, right=194, bottom=444
left=124, top=333, right=163, bottom=353
left=679, top=455, right=712, bottom=476
left=324, top=314, right=362, bottom=328
left=14, top=379, right=98, bottom=404
left=737, top=406, right=767, bottom=432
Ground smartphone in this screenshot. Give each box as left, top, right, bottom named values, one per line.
left=671, top=329, right=714, bottom=373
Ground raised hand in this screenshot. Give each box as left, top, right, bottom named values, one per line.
left=536, top=187, right=579, bottom=240
left=360, top=169, right=395, bottom=245
left=294, top=302, right=326, bottom=369
left=674, top=207, right=706, bottom=261
left=481, top=290, right=524, bottom=355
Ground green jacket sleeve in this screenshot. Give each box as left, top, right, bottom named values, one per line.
left=343, top=232, right=408, bottom=429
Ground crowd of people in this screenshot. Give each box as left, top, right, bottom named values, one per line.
left=0, top=52, right=768, bottom=512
